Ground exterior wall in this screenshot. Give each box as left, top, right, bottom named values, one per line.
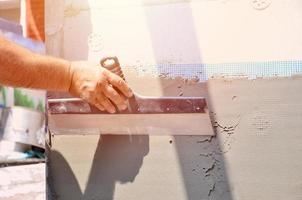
left=48, top=76, right=302, bottom=200
left=45, top=0, right=302, bottom=75
left=46, top=1, right=302, bottom=199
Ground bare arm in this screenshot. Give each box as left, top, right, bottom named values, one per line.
left=0, top=36, right=133, bottom=113
left=0, top=36, right=72, bottom=91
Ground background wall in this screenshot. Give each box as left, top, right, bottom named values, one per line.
left=46, top=0, right=302, bottom=79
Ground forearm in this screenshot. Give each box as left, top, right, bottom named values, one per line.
left=0, top=36, right=72, bottom=91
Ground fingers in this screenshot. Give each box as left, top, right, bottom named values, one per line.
left=94, top=102, right=105, bottom=111
left=77, top=66, right=133, bottom=113
left=102, top=83, right=127, bottom=111
left=100, top=98, right=116, bottom=114
left=104, top=71, right=133, bottom=98
left=95, top=93, right=116, bottom=113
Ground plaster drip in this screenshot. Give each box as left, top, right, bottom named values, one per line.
left=200, top=153, right=223, bottom=197
left=194, top=116, right=241, bottom=197
left=208, top=182, right=216, bottom=197
left=214, top=117, right=241, bottom=135
left=194, top=138, right=230, bottom=197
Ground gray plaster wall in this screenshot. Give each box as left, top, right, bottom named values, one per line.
left=48, top=76, right=302, bottom=200
left=46, top=1, right=302, bottom=199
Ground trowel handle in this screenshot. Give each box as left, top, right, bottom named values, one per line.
left=100, top=56, right=138, bottom=112
left=100, top=56, right=125, bottom=80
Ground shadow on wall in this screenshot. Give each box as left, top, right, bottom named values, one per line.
left=48, top=135, right=149, bottom=200
left=47, top=1, right=233, bottom=199
left=47, top=2, right=150, bottom=199
left=144, top=3, right=234, bottom=199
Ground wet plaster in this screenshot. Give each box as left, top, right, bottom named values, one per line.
left=205, top=76, right=302, bottom=199
left=46, top=0, right=302, bottom=198
left=47, top=73, right=302, bottom=200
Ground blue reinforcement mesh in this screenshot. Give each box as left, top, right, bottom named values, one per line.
left=134, top=60, right=302, bottom=81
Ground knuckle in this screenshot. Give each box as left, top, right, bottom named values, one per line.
left=111, top=91, right=119, bottom=99
left=117, top=79, right=125, bottom=87
left=96, top=94, right=107, bottom=103
left=98, top=97, right=107, bottom=104
left=96, top=80, right=106, bottom=89
left=101, top=99, right=110, bottom=106
left=104, top=86, right=118, bottom=97
left=95, top=103, right=104, bottom=109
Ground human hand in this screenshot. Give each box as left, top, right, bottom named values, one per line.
left=68, top=61, right=133, bottom=113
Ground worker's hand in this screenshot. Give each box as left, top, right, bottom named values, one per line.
left=68, top=61, right=133, bottom=113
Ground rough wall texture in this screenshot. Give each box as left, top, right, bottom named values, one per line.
left=48, top=75, right=302, bottom=200
left=46, top=0, right=302, bottom=199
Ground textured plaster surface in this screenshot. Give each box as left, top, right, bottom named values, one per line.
left=48, top=76, right=302, bottom=200
left=46, top=1, right=302, bottom=199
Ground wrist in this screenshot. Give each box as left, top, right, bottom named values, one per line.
left=40, top=57, right=73, bottom=92
left=67, top=61, right=74, bottom=93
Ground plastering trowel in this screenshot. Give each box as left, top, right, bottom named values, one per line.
left=47, top=57, right=214, bottom=135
